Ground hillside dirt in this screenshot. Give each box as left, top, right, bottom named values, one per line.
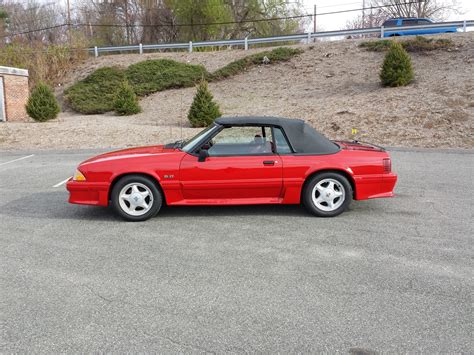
left=1, top=32, right=473, bottom=150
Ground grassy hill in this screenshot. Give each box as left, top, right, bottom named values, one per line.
left=1, top=32, right=473, bottom=150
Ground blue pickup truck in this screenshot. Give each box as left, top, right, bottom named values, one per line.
left=382, top=18, right=458, bottom=37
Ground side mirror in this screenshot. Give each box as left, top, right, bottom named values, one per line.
left=198, top=149, right=209, bottom=162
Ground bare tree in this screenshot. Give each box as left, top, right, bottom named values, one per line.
left=345, top=7, right=387, bottom=30
left=2, top=0, right=67, bottom=44
left=370, top=0, right=462, bottom=21
left=225, top=0, right=307, bottom=39
left=75, top=0, right=127, bottom=46
left=139, top=0, right=177, bottom=44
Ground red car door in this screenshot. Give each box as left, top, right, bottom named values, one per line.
left=178, top=125, right=283, bottom=203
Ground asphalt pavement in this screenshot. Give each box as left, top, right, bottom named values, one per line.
left=0, top=148, right=472, bottom=353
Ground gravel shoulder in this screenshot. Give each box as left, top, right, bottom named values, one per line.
left=0, top=32, right=472, bottom=150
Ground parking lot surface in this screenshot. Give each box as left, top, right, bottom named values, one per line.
left=0, top=148, right=472, bottom=353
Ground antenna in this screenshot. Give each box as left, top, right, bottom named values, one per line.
left=180, top=91, right=183, bottom=139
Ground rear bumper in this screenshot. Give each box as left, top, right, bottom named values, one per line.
left=354, top=173, right=397, bottom=200
left=66, top=180, right=110, bottom=206
left=377, top=173, right=397, bottom=198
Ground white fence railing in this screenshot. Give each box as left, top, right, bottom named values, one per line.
left=90, top=20, right=474, bottom=57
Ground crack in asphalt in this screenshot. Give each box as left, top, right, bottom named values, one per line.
left=63, top=279, right=222, bottom=353
left=162, top=335, right=216, bottom=354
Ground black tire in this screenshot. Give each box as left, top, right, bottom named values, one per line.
left=302, top=172, right=352, bottom=217
left=111, top=175, right=163, bottom=222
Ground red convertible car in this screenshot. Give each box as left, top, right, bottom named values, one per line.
left=67, top=116, right=397, bottom=221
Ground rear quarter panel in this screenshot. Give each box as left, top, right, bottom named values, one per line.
left=280, top=150, right=391, bottom=203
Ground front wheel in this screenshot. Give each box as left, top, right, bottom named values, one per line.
left=303, top=172, right=352, bottom=217
left=111, top=175, right=163, bottom=221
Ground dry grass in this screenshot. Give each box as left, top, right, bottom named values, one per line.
left=0, top=37, right=88, bottom=89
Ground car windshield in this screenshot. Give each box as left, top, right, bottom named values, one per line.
left=181, top=125, right=219, bottom=153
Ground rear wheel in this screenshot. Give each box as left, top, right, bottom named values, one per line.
left=111, top=175, right=162, bottom=221
left=303, top=172, right=352, bottom=217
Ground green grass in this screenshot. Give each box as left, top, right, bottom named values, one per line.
left=126, top=59, right=209, bottom=96
left=211, top=47, right=303, bottom=80
left=65, top=67, right=127, bottom=114
left=359, top=36, right=454, bottom=52
left=65, top=47, right=303, bottom=115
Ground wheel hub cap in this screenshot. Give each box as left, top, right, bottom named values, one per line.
left=311, top=178, right=346, bottom=212
left=131, top=193, right=143, bottom=205
left=118, top=183, right=154, bottom=217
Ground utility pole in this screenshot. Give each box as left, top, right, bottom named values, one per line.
left=313, top=3, right=317, bottom=43
left=124, top=0, right=130, bottom=44
left=362, top=0, right=366, bottom=28
left=313, top=4, right=317, bottom=33
left=369, top=5, right=373, bottom=28
left=66, top=0, right=71, bottom=45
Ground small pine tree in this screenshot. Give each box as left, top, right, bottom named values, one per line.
left=188, top=80, right=222, bottom=128
left=113, top=81, right=141, bottom=115
left=380, top=42, right=414, bottom=87
left=26, top=82, right=60, bottom=122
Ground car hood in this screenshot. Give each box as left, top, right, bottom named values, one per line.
left=80, top=145, right=178, bottom=165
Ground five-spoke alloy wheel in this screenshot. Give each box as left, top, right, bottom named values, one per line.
left=111, top=175, right=163, bottom=221
left=303, top=172, right=352, bottom=217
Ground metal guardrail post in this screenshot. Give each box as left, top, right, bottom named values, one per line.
left=94, top=46, right=98, bottom=58
left=139, top=43, right=143, bottom=54
left=380, top=26, right=384, bottom=38
left=189, top=41, right=193, bottom=53
left=244, top=37, right=248, bottom=50
left=307, top=32, right=312, bottom=44
left=463, top=20, right=467, bottom=32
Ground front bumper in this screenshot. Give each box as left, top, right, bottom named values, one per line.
left=66, top=180, right=110, bottom=206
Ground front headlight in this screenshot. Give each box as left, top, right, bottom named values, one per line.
left=73, top=169, right=86, bottom=181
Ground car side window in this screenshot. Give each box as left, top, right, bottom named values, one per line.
left=273, top=127, right=292, bottom=154
left=383, top=20, right=397, bottom=27
left=417, top=19, right=430, bottom=25
left=403, top=19, right=418, bottom=26
left=207, top=126, right=275, bottom=156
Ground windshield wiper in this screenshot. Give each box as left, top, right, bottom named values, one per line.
left=164, top=139, right=186, bottom=149
left=169, top=139, right=186, bottom=148
left=175, top=139, right=186, bottom=148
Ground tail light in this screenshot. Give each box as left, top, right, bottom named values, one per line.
left=383, top=158, right=392, bottom=173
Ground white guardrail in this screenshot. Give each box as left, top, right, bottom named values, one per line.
left=90, top=20, right=474, bottom=57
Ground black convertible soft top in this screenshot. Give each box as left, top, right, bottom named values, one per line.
left=215, top=116, right=339, bottom=155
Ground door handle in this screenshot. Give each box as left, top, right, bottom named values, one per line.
left=263, top=160, right=276, bottom=166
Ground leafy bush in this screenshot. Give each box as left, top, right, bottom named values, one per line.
left=26, top=82, right=60, bottom=122
left=380, top=42, right=414, bottom=87
left=113, top=81, right=141, bottom=115
left=65, top=47, right=303, bottom=115
left=126, top=59, right=209, bottom=96
left=65, top=67, right=127, bottom=114
left=402, top=36, right=454, bottom=52
left=360, top=36, right=454, bottom=52
left=211, top=47, right=303, bottom=80
left=188, top=80, right=222, bottom=127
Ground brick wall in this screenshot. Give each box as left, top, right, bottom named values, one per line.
left=2, top=74, right=29, bottom=122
